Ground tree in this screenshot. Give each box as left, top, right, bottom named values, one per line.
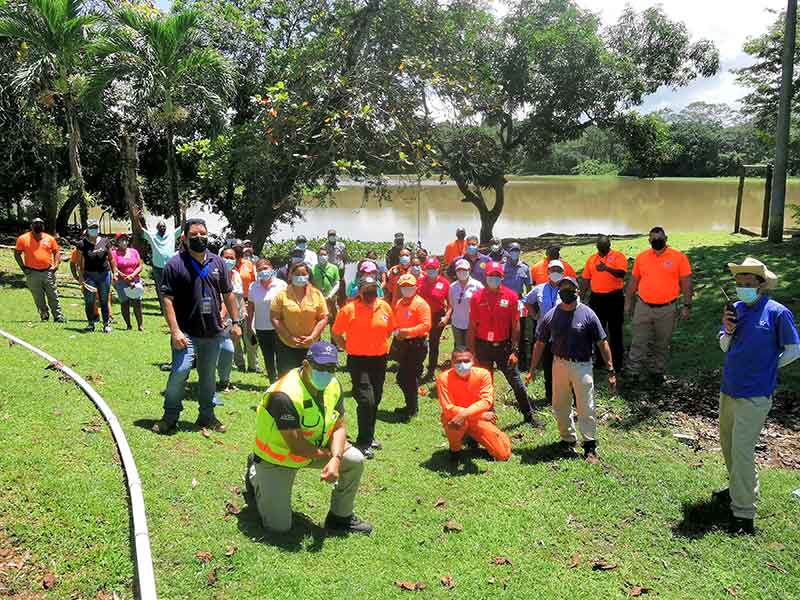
left=617, top=112, right=680, bottom=178
left=422, top=0, right=719, bottom=241
left=0, top=0, right=99, bottom=233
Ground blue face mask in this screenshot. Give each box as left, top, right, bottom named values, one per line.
left=486, top=276, right=502, bottom=289
left=411, top=265, right=421, bottom=276
left=426, top=268, right=438, bottom=279
left=257, top=269, right=273, bottom=281
left=297, top=243, right=307, bottom=251
left=399, top=255, right=411, bottom=266
left=224, top=258, right=236, bottom=269
left=310, top=368, right=334, bottom=390
left=736, top=287, right=759, bottom=304
left=319, top=255, right=329, bottom=265
left=454, top=361, right=472, bottom=377
left=292, top=275, right=309, bottom=286
left=509, top=250, right=520, bottom=261
left=467, top=244, right=478, bottom=255
left=88, top=228, right=99, bottom=237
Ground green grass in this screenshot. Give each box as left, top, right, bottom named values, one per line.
left=0, top=233, right=799, bottom=599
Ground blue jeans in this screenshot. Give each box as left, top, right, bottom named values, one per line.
left=163, top=334, right=223, bottom=422
left=84, top=271, right=111, bottom=324
left=217, top=331, right=235, bottom=383
left=153, top=266, right=165, bottom=313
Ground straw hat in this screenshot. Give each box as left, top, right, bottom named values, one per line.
left=727, top=257, right=778, bottom=289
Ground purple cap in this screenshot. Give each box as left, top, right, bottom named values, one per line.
left=306, top=341, right=338, bottom=366
left=559, top=275, right=578, bottom=288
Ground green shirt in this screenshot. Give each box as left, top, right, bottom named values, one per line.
left=312, top=262, right=340, bottom=296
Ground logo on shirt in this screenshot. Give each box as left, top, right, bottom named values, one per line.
left=435, top=282, right=444, bottom=290
left=382, top=315, right=389, bottom=322
left=499, top=299, right=509, bottom=308
left=279, top=414, right=294, bottom=422
left=664, top=260, right=673, bottom=268
left=479, top=262, right=486, bottom=270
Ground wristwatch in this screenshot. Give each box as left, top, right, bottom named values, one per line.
left=231, top=319, right=241, bottom=325
left=331, top=452, right=343, bottom=460
left=607, top=369, right=616, bottom=376
left=683, top=303, right=692, bottom=308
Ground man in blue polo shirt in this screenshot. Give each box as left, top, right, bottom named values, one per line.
left=152, top=218, right=243, bottom=435
left=447, top=234, right=491, bottom=284
left=715, top=257, right=799, bottom=534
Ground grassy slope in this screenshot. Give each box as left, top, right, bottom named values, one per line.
left=0, top=233, right=798, bottom=600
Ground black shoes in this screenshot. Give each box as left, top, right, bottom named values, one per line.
left=394, top=407, right=418, bottom=423
left=151, top=418, right=177, bottom=435
left=557, top=440, right=579, bottom=456
left=583, top=441, right=600, bottom=463
left=325, top=512, right=373, bottom=535
left=729, top=516, right=755, bottom=535
left=523, top=412, right=544, bottom=428
left=195, top=416, right=226, bottom=433
left=712, top=488, right=732, bottom=506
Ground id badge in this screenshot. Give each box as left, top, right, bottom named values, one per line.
left=201, top=296, right=213, bottom=315
left=487, top=331, right=495, bottom=342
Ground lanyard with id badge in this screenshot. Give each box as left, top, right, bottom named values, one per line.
left=190, top=257, right=214, bottom=317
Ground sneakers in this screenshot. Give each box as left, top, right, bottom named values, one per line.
left=195, top=416, right=226, bottom=433
left=394, top=407, right=418, bottom=423
left=102, top=323, right=112, bottom=333
left=370, top=439, right=383, bottom=450
left=712, top=488, right=732, bottom=506
left=84, top=323, right=96, bottom=333
left=523, top=412, right=545, bottom=428
left=40, top=314, right=49, bottom=322
left=583, top=441, right=600, bottom=464
left=557, top=440, right=579, bottom=457
left=54, top=316, right=66, bottom=323
left=325, top=512, right=373, bottom=535
left=357, top=445, right=375, bottom=459
left=151, top=418, right=177, bottom=435
left=728, top=516, right=755, bottom=535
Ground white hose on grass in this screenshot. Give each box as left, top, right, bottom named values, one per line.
left=0, top=328, right=157, bottom=600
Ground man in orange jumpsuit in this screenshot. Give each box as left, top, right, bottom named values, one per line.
left=436, top=347, right=511, bottom=461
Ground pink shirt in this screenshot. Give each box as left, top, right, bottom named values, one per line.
left=114, top=248, right=141, bottom=281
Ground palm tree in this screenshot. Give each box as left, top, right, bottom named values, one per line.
left=0, top=0, right=98, bottom=233
left=87, top=6, right=233, bottom=225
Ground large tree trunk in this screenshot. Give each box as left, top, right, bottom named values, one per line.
left=38, top=148, right=59, bottom=233
left=165, top=122, right=181, bottom=227
left=57, top=103, right=87, bottom=235
left=121, top=132, right=145, bottom=250
left=453, top=176, right=506, bottom=244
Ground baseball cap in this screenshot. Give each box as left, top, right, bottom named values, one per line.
left=358, top=275, right=378, bottom=288
left=559, top=275, right=578, bottom=288
left=87, top=219, right=99, bottom=227
left=548, top=259, right=564, bottom=271
left=359, top=260, right=378, bottom=274
left=423, top=257, right=441, bottom=270
left=31, top=217, right=44, bottom=225
left=295, top=234, right=307, bottom=243
left=485, top=261, right=504, bottom=276
left=307, top=341, right=338, bottom=366
left=398, top=273, right=417, bottom=287
left=508, top=242, right=521, bottom=251
left=454, top=259, right=470, bottom=271
left=394, top=232, right=404, bottom=240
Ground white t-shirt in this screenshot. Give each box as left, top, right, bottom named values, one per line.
left=248, top=279, right=288, bottom=331
left=448, top=277, right=483, bottom=330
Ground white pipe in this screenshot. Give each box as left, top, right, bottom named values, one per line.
left=0, top=329, right=158, bottom=600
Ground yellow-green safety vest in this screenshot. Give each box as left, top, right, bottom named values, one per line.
left=253, top=368, right=342, bottom=468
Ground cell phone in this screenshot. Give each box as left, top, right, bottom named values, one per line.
left=720, top=287, right=737, bottom=324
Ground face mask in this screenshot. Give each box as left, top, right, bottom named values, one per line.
left=456, top=270, right=469, bottom=281
left=486, top=276, right=502, bottom=289
left=411, top=266, right=421, bottom=276
left=258, top=269, right=273, bottom=281
left=559, top=289, right=578, bottom=304
left=224, top=258, right=236, bottom=269
left=88, top=228, right=99, bottom=237
left=118, top=242, right=128, bottom=250
left=328, top=235, right=336, bottom=243
left=310, top=368, right=334, bottom=390
left=467, top=244, right=478, bottom=255
left=292, top=274, right=309, bottom=286
left=399, top=255, right=410, bottom=266
left=650, top=238, right=666, bottom=251
left=456, top=234, right=465, bottom=240
left=491, top=244, right=500, bottom=253
left=395, top=239, right=404, bottom=247
left=319, top=255, right=329, bottom=265
left=291, top=256, right=304, bottom=265
left=597, top=244, right=611, bottom=255
left=509, top=250, right=520, bottom=261
left=454, top=360, right=473, bottom=378
left=297, top=243, right=307, bottom=251
left=549, top=272, right=563, bottom=284
left=736, top=287, right=759, bottom=304
left=188, top=235, right=208, bottom=252
left=362, top=289, right=378, bottom=302
left=426, top=268, right=438, bottom=279
left=32, top=224, right=44, bottom=234
left=400, top=286, right=416, bottom=298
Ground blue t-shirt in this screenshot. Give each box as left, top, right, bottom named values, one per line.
left=447, top=252, right=492, bottom=284
left=536, top=303, right=606, bottom=363
left=525, top=282, right=561, bottom=319
left=502, top=259, right=531, bottom=295
left=142, top=228, right=181, bottom=268
left=720, top=295, right=800, bottom=398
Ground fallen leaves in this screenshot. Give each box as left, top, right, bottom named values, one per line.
left=191, top=478, right=199, bottom=489
left=81, top=416, right=103, bottom=434
left=418, top=386, right=429, bottom=397
left=767, top=542, right=785, bottom=551
left=206, top=567, right=218, bottom=586
left=394, top=580, right=427, bottom=592
left=42, top=571, right=57, bottom=589
left=766, top=562, right=788, bottom=575
left=627, top=585, right=652, bottom=597
left=492, top=556, right=512, bottom=566
left=195, top=550, right=213, bottom=564
left=725, top=588, right=738, bottom=597
left=440, top=575, right=455, bottom=589
left=224, top=545, right=237, bottom=557
left=225, top=502, right=241, bottom=516
left=443, top=520, right=463, bottom=533
left=568, top=553, right=581, bottom=569
left=433, top=497, right=447, bottom=509
left=591, top=560, right=618, bottom=571
left=201, top=429, right=212, bottom=439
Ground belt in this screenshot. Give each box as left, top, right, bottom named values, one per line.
left=477, top=338, right=510, bottom=348
left=27, top=267, right=50, bottom=272
left=642, top=299, right=677, bottom=308
left=555, top=356, right=591, bottom=364
left=397, top=336, right=426, bottom=344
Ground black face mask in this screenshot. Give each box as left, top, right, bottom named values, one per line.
left=597, top=244, right=610, bottom=255
left=157, top=227, right=167, bottom=236
left=188, top=235, right=209, bottom=252
left=32, top=225, right=44, bottom=234
left=362, top=290, right=378, bottom=303
left=456, top=234, right=465, bottom=240
left=559, top=289, right=577, bottom=304
left=650, top=238, right=666, bottom=251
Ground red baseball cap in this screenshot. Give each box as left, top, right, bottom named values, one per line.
left=485, top=261, right=504, bottom=277
left=423, top=257, right=440, bottom=270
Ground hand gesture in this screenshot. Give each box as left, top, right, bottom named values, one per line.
left=171, top=330, right=189, bottom=350
left=507, top=351, right=519, bottom=368
left=231, top=324, right=243, bottom=343
left=524, top=369, right=537, bottom=385
left=320, top=457, right=340, bottom=484
left=607, top=372, right=617, bottom=395
left=722, top=308, right=737, bottom=335
left=680, top=306, right=691, bottom=321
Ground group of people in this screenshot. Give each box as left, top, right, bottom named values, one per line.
left=13, top=218, right=799, bottom=537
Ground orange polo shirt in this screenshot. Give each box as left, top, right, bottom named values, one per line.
left=15, top=232, right=60, bottom=270
left=385, top=264, right=413, bottom=304
left=632, top=247, right=692, bottom=305
left=332, top=298, right=396, bottom=356
left=582, top=250, right=628, bottom=293
left=531, top=258, right=576, bottom=285
left=436, top=366, right=494, bottom=416
left=393, top=295, right=431, bottom=339
left=236, top=260, right=256, bottom=299
left=444, top=239, right=467, bottom=267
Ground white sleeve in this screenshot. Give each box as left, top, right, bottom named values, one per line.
left=719, top=333, right=732, bottom=352
left=779, top=344, right=800, bottom=368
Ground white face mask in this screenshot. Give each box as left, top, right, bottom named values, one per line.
left=456, top=270, right=469, bottom=282
left=454, top=360, right=472, bottom=377
left=399, top=255, right=411, bottom=266
left=400, top=286, right=417, bottom=298
left=549, top=272, right=563, bottom=284
left=319, top=255, right=329, bottom=265
left=292, top=274, right=309, bottom=286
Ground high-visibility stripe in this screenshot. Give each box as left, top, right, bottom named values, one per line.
left=255, top=436, right=306, bottom=463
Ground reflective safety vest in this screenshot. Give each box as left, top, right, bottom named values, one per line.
left=253, top=368, right=342, bottom=468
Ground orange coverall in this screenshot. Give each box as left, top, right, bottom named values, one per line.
left=436, top=366, right=511, bottom=461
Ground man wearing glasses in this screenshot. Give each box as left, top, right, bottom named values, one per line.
left=245, top=341, right=372, bottom=535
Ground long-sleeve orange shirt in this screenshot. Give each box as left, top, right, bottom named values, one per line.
left=436, top=367, right=494, bottom=418
left=393, top=294, right=431, bottom=339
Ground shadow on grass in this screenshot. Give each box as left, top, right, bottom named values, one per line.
left=513, top=441, right=581, bottom=465
left=671, top=498, right=730, bottom=540
left=376, top=409, right=406, bottom=424
left=236, top=502, right=326, bottom=553
left=0, top=272, right=26, bottom=288
left=132, top=418, right=197, bottom=434
left=419, top=449, right=486, bottom=476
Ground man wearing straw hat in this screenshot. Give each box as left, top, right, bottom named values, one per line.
left=715, top=257, right=799, bottom=534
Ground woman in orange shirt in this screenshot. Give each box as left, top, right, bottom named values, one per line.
left=385, top=247, right=412, bottom=304
left=392, top=274, right=431, bottom=422
left=332, top=275, right=396, bottom=459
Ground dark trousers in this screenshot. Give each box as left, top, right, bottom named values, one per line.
left=518, top=315, right=532, bottom=371
left=589, top=289, right=625, bottom=370
left=347, top=354, right=388, bottom=447
left=475, top=339, right=533, bottom=418
left=396, top=337, right=427, bottom=414
left=541, top=341, right=554, bottom=402
left=256, top=329, right=278, bottom=382
left=275, top=338, right=308, bottom=377
left=426, top=311, right=445, bottom=374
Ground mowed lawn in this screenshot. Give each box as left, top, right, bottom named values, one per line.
left=0, top=232, right=799, bottom=600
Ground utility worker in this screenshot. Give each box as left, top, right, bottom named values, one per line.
left=14, top=217, right=65, bottom=323
left=531, top=245, right=577, bottom=285
left=385, top=247, right=413, bottom=304
left=332, top=275, right=396, bottom=459
left=245, top=341, right=372, bottom=535
left=468, top=261, right=540, bottom=426
left=418, top=257, right=450, bottom=381
left=527, top=276, right=616, bottom=461
left=437, top=347, right=512, bottom=461
left=580, top=235, right=627, bottom=371
left=715, top=258, right=799, bottom=534
left=524, top=260, right=565, bottom=402
left=625, top=227, right=692, bottom=385
left=443, top=227, right=468, bottom=267
left=386, top=232, right=406, bottom=268
left=502, top=241, right=532, bottom=369
left=447, top=234, right=491, bottom=284
left=233, top=241, right=260, bottom=373
left=393, top=274, right=432, bottom=421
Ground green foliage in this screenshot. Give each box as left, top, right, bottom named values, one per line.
left=574, top=158, right=618, bottom=177
left=617, top=112, right=680, bottom=179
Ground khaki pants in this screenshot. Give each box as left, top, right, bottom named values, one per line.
left=26, top=270, right=64, bottom=320
left=627, top=301, right=677, bottom=376
left=246, top=446, right=365, bottom=533
left=234, top=316, right=260, bottom=371
left=719, top=393, right=772, bottom=520
left=551, top=358, right=596, bottom=444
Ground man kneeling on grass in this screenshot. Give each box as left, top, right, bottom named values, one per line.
left=436, top=347, right=511, bottom=461
left=245, top=341, right=372, bottom=535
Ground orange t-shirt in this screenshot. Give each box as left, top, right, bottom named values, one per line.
left=632, top=247, right=692, bottom=304
left=385, top=264, right=412, bottom=304
left=236, top=260, right=256, bottom=299
left=531, top=258, right=576, bottom=285
left=582, top=250, right=628, bottom=293
left=436, top=366, right=494, bottom=416
left=332, top=298, right=396, bottom=356
left=444, top=239, right=467, bottom=267
left=393, top=295, right=431, bottom=339
left=70, top=247, right=80, bottom=265
left=15, top=232, right=60, bottom=270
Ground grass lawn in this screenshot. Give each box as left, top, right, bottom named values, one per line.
left=0, top=232, right=799, bottom=599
